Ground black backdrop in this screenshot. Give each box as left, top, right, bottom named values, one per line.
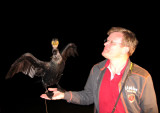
left=1, top=4, right=159, bottom=113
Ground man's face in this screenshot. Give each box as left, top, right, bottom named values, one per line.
left=102, top=32, right=125, bottom=60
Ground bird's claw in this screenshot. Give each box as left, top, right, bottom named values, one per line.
left=45, top=90, right=54, bottom=99
left=57, top=88, right=66, bottom=93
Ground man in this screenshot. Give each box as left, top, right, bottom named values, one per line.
left=41, top=27, right=158, bottom=113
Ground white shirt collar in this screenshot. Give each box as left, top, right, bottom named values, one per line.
left=107, top=64, right=121, bottom=80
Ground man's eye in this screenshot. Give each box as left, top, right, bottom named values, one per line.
left=110, top=41, right=114, bottom=44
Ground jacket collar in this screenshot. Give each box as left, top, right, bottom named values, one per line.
left=98, top=58, right=132, bottom=82
left=121, top=59, right=132, bottom=83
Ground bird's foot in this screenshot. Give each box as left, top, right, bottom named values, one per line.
left=45, top=90, right=54, bottom=99
left=57, top=88, right=66, bottom=93
left=56, top=84, right=66, bottom=93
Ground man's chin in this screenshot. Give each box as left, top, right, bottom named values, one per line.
left=102, top=52, right=108, bottom=59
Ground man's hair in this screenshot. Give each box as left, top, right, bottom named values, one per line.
left=107, top=27, right=138, bottom=56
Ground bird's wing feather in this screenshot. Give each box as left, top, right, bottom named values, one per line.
left=61, top=43, right=78, bottom=62
left=6, top=53, right=45, bottom=79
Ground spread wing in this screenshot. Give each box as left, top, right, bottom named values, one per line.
left=61, top=43, right=78, bottom=62
left=6, top=53, right=46, bottom=79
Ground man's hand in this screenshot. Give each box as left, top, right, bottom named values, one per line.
left=40, top=88, right=64, bottom=100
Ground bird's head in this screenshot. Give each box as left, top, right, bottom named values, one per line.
left=51, top=39, right=59, bottom=48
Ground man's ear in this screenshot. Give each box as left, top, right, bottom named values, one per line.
left=122, top=47, right=129, bottom=55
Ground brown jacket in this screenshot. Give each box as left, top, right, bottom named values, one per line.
left=64, top=59, right=158, bottom=113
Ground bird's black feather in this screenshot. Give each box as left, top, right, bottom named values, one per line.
left=61, top=43, right=78, bottom=62
left=6, top=39, right=78, bottom=98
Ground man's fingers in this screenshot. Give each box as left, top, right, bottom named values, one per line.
left=48, top=88, right=57, bottom=91
left=40, top=94, right=51, bottom=100
left=40, top=88, right=64, bottom=100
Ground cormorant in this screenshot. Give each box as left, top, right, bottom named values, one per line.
left=5, top=39, right=78, bottom=98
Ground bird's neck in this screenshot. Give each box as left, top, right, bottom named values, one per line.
left=51, top=52, right=63, bottom=64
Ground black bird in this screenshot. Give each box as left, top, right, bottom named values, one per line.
left=5, top=39, right=78, bottom=98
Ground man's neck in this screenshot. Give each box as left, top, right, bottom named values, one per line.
left=109, top=56, right=128, bottom=74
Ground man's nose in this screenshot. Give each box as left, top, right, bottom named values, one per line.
left=104, top=41, right=109, bottom=46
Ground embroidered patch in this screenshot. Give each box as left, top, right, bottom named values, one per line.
left=128, top=94, right=135, bottom=103
left=125, top=86, right=138, bottom=94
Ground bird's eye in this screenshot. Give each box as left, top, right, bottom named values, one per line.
left=56, top=41, right=59, bottom=45
left=52, top=41, right=55, bottom=45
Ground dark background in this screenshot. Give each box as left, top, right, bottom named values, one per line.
left=1, top=3, right=159, bottom=113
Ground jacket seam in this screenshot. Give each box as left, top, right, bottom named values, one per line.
left=121, top=93, right=129, bottom=113
left=132, top=72, right=149, bottom=79
left=140, top=75, right=149, bottom=99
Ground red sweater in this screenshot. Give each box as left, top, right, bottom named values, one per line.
left=99, top=60, right=127, bottom=113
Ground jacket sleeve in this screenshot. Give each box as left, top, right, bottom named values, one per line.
left=64, top=67, right=95, bottom=105
left=140, top=75, right=158, bottom=113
